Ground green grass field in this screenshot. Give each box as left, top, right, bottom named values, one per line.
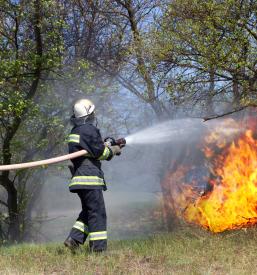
left=1, top=225, right=257, bottom=275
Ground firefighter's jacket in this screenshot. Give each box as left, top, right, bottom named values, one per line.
left=67, top=117, right=113, bottom=192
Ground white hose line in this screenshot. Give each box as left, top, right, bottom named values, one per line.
left=0, top=150, right=88, bottom=171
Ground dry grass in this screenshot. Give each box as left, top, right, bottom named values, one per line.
left=1, top=225, right=257, bottom=274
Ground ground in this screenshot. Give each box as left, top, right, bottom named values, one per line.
left=1, top=225, right=257, bottom=275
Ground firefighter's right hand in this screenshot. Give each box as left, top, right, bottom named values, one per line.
left=110, top=145, right=122, bottom=156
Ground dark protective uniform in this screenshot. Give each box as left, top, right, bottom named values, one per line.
left=67, top=118, right=113, bottom=252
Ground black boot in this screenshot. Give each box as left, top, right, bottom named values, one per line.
left=64, top=236, right=80, bottom=250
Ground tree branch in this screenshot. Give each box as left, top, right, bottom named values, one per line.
left=202, top=104, right=257, bottom=121
left=88, top=58, right=147, bottom=101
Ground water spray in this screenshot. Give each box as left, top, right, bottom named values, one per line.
left=125, top=118, right=242, bottom=146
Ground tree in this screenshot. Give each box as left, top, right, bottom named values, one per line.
left=0, top=0, right=63, bottom=242
left=154, top=0, right=257, bottom=118
left=60, top=0, right=172, bottom=119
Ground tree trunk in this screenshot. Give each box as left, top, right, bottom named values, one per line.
left=232, top=75, right=240, bottom=106
left=124, top=1, right=168, bottom=120
left=206, top=70, right=215, bottom=115
left=0, top=172, right=20, bottom=242
left=7, top=183, right=19, bottom=242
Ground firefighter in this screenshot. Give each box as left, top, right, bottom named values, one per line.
left=64, top=99, right=121, bottom=252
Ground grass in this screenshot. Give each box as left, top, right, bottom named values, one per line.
left=1, top=225, right=257, bottom=274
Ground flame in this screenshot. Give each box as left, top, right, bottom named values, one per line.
left=165, top=116, right=257, bottom=233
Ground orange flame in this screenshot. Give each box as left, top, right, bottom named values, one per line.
left=166, top=116, right=257, bottom=233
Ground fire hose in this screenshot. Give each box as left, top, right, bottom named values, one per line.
left=0, top=137, right=126, bottom=171
left=0, top=150, right=88, bottom=171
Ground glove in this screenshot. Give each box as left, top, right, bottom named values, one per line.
left=104, top=137, right=116, bottom=147
left=110, top=145, right=122, bottom=156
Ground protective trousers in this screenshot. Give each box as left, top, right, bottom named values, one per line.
left=69, top=189, right=107, bottom=252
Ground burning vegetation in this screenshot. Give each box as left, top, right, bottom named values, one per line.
left=163, top=111, right=257, bottom=233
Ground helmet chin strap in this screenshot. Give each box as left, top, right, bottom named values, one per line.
left=83, top=112, right=98, bottom=127
left=95, top=116, right=98, bottom=127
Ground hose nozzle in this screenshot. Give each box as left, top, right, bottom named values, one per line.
left=104, top=137, right=126, bottom=148
left=115, top=138, right=126, bottom=148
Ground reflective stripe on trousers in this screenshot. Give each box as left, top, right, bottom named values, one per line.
left=72, top=221, right=88, bottom=235
left=89, top=231, right=107, bottom=241
left=72, top=222, right=107, bottom=241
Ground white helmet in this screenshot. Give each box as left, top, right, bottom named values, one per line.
left=73, top=99, right=95, bottom=118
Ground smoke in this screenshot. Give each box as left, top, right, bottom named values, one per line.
left=30, top=75, right=253, bottom=243
left=35, top=97, right=249, bottom=242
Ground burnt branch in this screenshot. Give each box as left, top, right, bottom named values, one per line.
left=203, top=104, right=257, bottom=121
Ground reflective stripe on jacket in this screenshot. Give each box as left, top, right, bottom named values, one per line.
left=69, top=176, right=105, bottom=188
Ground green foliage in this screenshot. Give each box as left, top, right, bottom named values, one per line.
left=0, top=0, right=65, bottom=243
left=0, top=0, right=64, bottom=123
left=153, top=0, right=257, bottom=112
